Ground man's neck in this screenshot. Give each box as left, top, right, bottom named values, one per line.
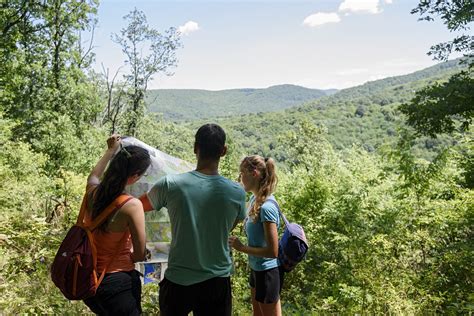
left=195, top=160, right=219, bottom=175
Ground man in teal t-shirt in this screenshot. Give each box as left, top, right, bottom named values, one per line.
left=140, top=124, right=246, bottom=316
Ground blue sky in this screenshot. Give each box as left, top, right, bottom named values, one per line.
left=92, top=0, right=459, bottom=90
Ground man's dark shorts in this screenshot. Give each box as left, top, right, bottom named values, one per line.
left=159, top=276, right=231, bottom=316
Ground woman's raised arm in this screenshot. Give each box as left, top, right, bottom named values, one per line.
left=87, top=134, right=121, bottom=190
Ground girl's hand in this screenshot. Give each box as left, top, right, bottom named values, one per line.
left=107, top=134, right=121, bottom=151
left=228, top=236, right=244, bottom=251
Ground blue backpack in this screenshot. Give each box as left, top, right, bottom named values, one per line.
left=267, top=200, right=309, bottom=272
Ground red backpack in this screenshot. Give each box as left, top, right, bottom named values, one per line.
left=51, top=193, right=132, bottom=300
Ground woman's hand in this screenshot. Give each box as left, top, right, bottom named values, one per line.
left=107, top=134, right=121, bottom=151
left=229, top=222, right=279, bottom=258
left=228, top=236, right=244, bottom=251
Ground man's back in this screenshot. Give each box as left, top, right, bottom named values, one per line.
left=147, top=170, right=246, bottom=285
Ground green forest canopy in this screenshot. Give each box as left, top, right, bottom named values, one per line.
left=182, top=59, right=467, bottom=162
left=146, top=84, right=335, bottom=121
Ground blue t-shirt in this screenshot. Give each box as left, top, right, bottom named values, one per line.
left=147, top=171, right=246, bottom=286
left=244, top=195, right=280, bottom=271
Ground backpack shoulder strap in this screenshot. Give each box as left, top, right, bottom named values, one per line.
left=266, top=199, right=290, bottom=227
left=76, top=194, right=89, bottom=226
left=76, top=186, right=97, bottom=225
left=88, top=195, right=134, bottom=231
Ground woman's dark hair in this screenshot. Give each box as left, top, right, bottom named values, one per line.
left=195, top=123, right=226, bottom=160
left=90, top=145, right=151, bottom=230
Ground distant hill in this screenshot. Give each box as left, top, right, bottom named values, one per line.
left=185, top=59, right=466, bottom=160
left=146, top=84, right=335, bottom=121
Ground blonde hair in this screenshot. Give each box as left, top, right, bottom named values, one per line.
left=241, top=155, right=278, bottom=223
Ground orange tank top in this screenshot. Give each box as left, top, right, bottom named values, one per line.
left=93, top=229, right=135, bottom=273
left=83, top=190, right=135, bottom=273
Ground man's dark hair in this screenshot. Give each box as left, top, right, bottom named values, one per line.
left=195, top=123, right=226, bottom=160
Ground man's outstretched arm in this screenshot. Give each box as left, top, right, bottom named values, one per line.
left=139, top=194, right=154, bottom=212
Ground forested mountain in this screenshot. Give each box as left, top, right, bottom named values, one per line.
left=146, top=84, right=335, bottom=120
left=332, top=58, right=465, bottom=99
left=186, top=59, right=465, bottom=161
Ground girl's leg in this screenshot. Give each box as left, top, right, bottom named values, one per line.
left=257, top=299, right=281, bottom=316
left=253, top=267, right=284, bottom=316
left=251, top=287, right=264, bottom=316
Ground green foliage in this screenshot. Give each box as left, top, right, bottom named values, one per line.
left=455, top=135, right=474, bottom=188
left=0, top=213, right=90, bottom=314
left=1, top=0, right=102, bottom=174
left=136, top=113, right=195, bottom=163
left=400, top=70, right=474, bottom=137
left=141, top=283, right=160, bottom=314
left=111, top=8, right=181, bottom=136
left=27, top=112, right=107, bottom=174
left=400, top=1, right=473, bottom=140
left=0, top=114, right=89, bottom=314
left=0, top=114, right=51, bottom=215
left=411, top=0, right=474, bottom=61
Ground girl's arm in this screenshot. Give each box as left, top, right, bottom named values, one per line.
left=121, top=199, right=146, bottom=262
left=229, top=221, right=279, bottom=258
left=87, top=135, right=121, bottom=190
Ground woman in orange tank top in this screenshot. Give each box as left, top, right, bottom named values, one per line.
left=83, top=135, right=151, bottom=316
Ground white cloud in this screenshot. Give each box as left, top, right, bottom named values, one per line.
left=178, top=21, right=199, bottom=36
left=338, top=0, right=381, bottom=14
left=303, top=12, right=341, bottom=27
left=303, top=0, right=393, bottom=28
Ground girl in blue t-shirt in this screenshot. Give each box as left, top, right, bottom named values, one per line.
left=229, top=155, right=283, bottom=316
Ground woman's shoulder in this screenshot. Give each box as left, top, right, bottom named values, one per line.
left=260, top=197, right=279, bottom=221
left=262, top=197, right=279, bottom=210
left=117, top=196, right=143, bottom=216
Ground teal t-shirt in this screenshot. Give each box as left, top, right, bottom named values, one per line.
left=244, top=195, right=280, bottom=271
left=147, top=171, right=246, bottom=286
